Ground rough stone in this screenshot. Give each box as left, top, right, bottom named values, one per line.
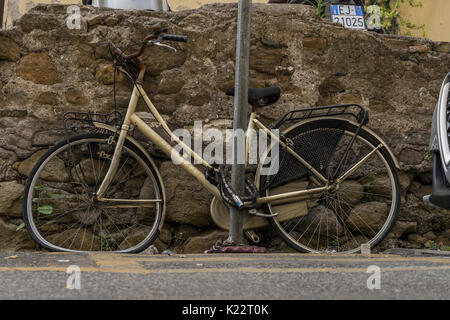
left=96, top=64, right=123, bottom=85
left=436, top=230, right=450, bottom=246
left=423, top=231, right=437, bottom=241
left=407, top=233, right=427, bottom=245
left=250, top=46, right=289, bottom=75
left=409, top=44, right=429, bottom=53
left=361, top=174, right=393, bottom=198
left=18, top=149, right=69, bottom=182
left=336, top=180, right=364, bottom=206
left=0, top=36, right=20, bottom=62
left=171, top=224, right=200, bottom=250
left=149, top=238, right=166, bottom=253
left=434, top=42, right=450, bottom=53
left=399, top=148, right=424, bottom=166
left=0, top=218, right=37, bottom=251
left=0, top=181, right=24, bottom=217
left=293, top=205, right=344, bottom=235
left=17, top=52, right=58, bottom=85
left=347, top=202, right=389, bottom=236
left=160, top=162, right=214, bottom=227
left=383, top=38, right=410, bottom=51
left=65, top=88, right=86, bottom=105
left=86, top=14, right=104, bottom=26
left=409, top=181, right=432, bottom=200
left=158, top=69, right=185, bottom=94
left=159, top=227, right=172, bottom=245
left=0, top=148, right=19, bottom=182
left=183, top=229, right=229, bottom=253
left=34, top=92, right=59, bottom=106
left=142, top=47, right=187, bottom=76
left=71, top=44, right=94, bottom=68
left=369, top=99, right=391, bottom=114
left=105, top=16, right=119, bottom=27
left=32, top=130, right=66, bottom=147
left=398, top=172, right=412, bottom=195
left=302, top=37, right=327, bottom=50
left=387, top=221, right=417, bottom=239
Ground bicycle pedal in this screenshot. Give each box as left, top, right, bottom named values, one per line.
left=248, top=209, right=278, bottom=218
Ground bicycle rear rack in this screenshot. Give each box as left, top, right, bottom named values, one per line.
left=62, top=111, right=123, bottom=135
left=273, top=104, right=369, bottom=129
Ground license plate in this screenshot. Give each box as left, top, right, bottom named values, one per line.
left=330, top=4, right=366, bottom=30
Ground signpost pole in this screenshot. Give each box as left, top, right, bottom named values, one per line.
left=0, top=0, right=5, bottom=28
left=229, top=0, right=252, bottom=244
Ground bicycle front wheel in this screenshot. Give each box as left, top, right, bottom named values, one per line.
left=23, top=133, right=164, bottom=253
left=257, top=118, right=400, bottom=254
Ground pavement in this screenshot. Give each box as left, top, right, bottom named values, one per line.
left=0, top=251, right=450, bottom=300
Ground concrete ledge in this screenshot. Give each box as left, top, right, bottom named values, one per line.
left=384, top=248, right=450, bottom=257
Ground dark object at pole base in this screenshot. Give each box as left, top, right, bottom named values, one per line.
left=205, top=240, right=267, bottom=254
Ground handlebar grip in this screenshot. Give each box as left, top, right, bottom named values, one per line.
left=160, top=34, right=188, bottom=42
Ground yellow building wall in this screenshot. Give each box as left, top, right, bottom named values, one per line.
left=399, top=0, right=450, bottom=42
left=3, top=0, right=81, bottom=27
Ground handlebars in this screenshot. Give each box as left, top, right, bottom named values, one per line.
left=109, top=26, right=188, bottom=70
left=159, top=34, right=188, bottom=43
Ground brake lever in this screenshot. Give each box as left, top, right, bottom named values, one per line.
left=148, top=40, right=177, bottom=52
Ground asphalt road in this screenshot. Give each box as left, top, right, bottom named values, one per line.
left=0, top=251, right=449, bottom=300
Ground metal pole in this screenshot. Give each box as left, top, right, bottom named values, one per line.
left=229, top=0, right=252, bottom=244
left=0, top=0, right=5, bottom=28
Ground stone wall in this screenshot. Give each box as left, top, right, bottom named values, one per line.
left=1, top=3, right=450, bottom=253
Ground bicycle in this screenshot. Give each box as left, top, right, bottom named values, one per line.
left=22, top=26, right=400, bottom=254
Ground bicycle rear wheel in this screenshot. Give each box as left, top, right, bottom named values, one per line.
left=257, top=118, right=400, bottom=254
left=22, top=133, right=164, bottom=253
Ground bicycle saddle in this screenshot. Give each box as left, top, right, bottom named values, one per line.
left=225, top=86, right=281, bottom=107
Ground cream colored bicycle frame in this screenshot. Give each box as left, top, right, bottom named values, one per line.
left=93, top=68, right=385, bottom=208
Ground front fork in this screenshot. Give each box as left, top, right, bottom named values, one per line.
left=95, top=124, right=130, bottom=199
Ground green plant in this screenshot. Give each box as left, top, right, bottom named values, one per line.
left=16, top=223, right=25, bottom=231
left=96, top=233, right=117, bottom=251
left=424, top=151, right=433, bottom=161
left=37, top=205, right=53, bottom=215
left=307, top=0, right=328, bottom=18
left=425, top=240, right=450, bottom=251
left=33, top=184, right=56, bottom=216
left=425, top=239, right=438, bottom=249
left=365, top=0, right=426, bottom=36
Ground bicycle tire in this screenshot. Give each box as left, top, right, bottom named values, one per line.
left=22, top=133, right=164, bottom=253
left=256, top=118, right=400, bottom=254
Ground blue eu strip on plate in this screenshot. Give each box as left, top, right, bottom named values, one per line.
left=331, top=4, right=339, bottom=15
left=331, top=4, right=364, bottom=16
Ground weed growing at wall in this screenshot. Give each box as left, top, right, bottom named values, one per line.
left=365, top=0, right=426, bottom=36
